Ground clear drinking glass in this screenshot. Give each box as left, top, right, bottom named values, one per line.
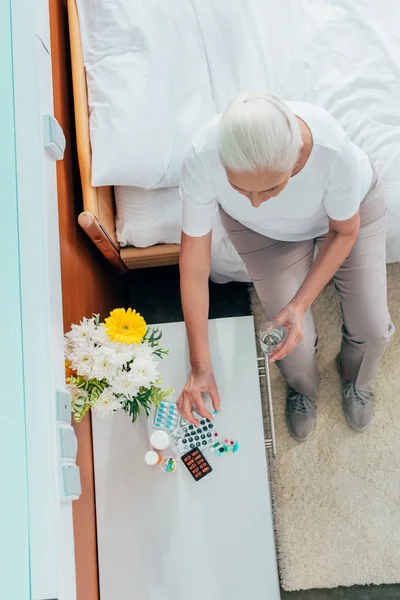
left=259, top=320, right=288, bottom=357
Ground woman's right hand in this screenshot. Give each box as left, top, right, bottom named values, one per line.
left=176, top=366, right=221, bottom=426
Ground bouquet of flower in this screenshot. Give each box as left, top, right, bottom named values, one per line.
left=65, top=308, right=173, bottom=423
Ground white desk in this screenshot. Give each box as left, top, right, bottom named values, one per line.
left=93, top=316, right=280, bottom=600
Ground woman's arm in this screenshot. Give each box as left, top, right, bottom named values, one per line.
left=180, top=232, right=212, bottom=368
left=292, top=211, right=360, bottom=311
left=271, top=211, right=360, bottom=361
left=177, top=231, right=221, bottom=424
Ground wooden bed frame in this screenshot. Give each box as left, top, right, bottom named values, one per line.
left=67, top=0, right=180, bottom=273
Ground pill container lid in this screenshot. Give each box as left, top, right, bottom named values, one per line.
left=150, top=430, right=170, bottom=449
left=144, top=451, right=160, bottom=466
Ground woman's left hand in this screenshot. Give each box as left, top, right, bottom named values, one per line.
left=269, top=302, right=305, bottom=362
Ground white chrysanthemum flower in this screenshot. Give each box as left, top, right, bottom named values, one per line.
left=129, top=356, right=159, bottom=388
left=92, top=389, right=122, bottom=417
left=70, top=347, right=95, bottom=378
left=109, top=371, right=140, bottom=396
left=64, top=337, right=76, bottom=360
left=132, top=340, right=155, bottom=360
left=67, top=318, right=97, bottom=347
left=109, top=342, right=135, bottom=367
left=91, top=346, right=119, bottom=381
left=90, top=324, right=110, bottom=346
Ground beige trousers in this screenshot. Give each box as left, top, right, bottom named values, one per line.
left=220, top=169, right=394, bottom=398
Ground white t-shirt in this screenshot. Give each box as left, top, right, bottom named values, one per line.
left=180, top=102, right=372, bottom=242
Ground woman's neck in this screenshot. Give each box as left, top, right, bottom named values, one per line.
left=291, top=117, right=314, bottom=177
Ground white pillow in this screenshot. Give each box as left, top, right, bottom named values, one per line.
left=115, top=186, right=181, bottom=248
left=114, top=186, right=250, bottom=283
left=77, top=0, right=216, bottom=187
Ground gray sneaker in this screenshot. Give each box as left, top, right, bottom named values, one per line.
left=336, top=357, right=373, bottom=432
left=286, top=388, right=316, bottom=442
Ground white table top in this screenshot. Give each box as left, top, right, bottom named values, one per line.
left=92, top=316, right=280, bottom=600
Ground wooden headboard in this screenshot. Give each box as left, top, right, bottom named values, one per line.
left=67, top=0, right=180, bottom=272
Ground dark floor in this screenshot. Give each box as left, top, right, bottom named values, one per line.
left=127, top=264, right=252, bottom=324
left=281, top=584, right=400, bottom=599
left=128, top=264, right=400, bottom=600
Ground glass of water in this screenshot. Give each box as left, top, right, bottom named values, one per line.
left=259, top=320, right=288, bottom=357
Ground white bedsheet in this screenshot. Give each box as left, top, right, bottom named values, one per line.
left=78, top=0, right=400, bottom=265
left=115, top=186, right=251, bottom=284
left=302, top=0, right=400, bottom=263
left=189, top=0, right=304, bottom=110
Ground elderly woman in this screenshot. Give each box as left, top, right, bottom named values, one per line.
left=177, top=94, right=394, bottom=442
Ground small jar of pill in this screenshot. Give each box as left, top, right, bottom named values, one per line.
left=144, top=450, right=162, bottom=466
left=160, top=456, right=177, bottom=474
left=150, top=430, right=171, bottom=451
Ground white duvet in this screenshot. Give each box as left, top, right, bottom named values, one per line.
left=78, top=0, right=400, bottom=272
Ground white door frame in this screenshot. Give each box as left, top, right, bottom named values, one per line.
left=0, top=2, right=31, bottom=598
left=3, top=0, right=77, bottom=599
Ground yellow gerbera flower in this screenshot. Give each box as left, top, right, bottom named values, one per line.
left=104, top=308, right=147, bottom=344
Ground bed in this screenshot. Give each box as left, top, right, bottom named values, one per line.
left=67, top=0, right=179, bottom=274
left=67, top=0, right=400, bottom=277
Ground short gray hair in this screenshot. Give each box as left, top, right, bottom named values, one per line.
left=217, top=93, right=302, bottom=173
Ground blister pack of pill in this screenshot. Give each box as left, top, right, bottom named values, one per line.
left=152, top=401, right=181, bottom=432
left=176, top=417, right=221, bottom=453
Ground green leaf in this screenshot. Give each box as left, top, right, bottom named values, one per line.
left=151, top=387, right=174, bottom=406
left=92, top=313, right=101, bottom=327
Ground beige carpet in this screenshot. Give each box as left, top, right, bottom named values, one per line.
left=250, top=263, right=400, bottom=592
